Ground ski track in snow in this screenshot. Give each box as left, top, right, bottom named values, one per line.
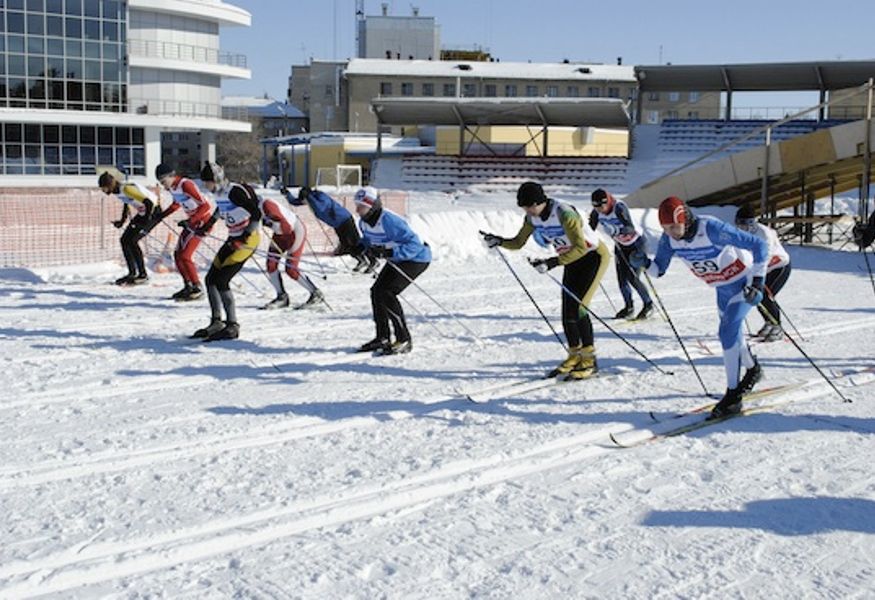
left=1, top=207, right=874, bottom=597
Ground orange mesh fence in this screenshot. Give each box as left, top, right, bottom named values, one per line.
left=0, top=188, right=408, bottom=269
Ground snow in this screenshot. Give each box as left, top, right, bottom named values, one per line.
left=1, top=192, right=874, bottom=598
left=345, top=58, right=636, bottom=82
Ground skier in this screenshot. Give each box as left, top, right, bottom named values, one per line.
left=285, top=186, right=376, bottom=273
left=190, top=162, right=261, bottom=342
left=155, top=163, right=216, bottom=301
left=480, top=181, right=610, bottom=380
left=354, top=186, right=431, bottom=355
left=259, top=192, right=325, bottom=310
left=98, top=168, right=161, bottom=285
left=589, top=188, right=654, bottom=320
left=735, top=205, right=791, bottom=341
left=632, top=196, right=769, bottom=418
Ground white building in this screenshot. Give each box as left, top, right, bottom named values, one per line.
left=0, top=0, right=252, bottom=187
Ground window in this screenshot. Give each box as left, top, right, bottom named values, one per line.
left=666, top=110, right=679, bottom=119
left=687, top=111, right=699, bottom=119
left=567, top=86, right=579, bottom=97
left=505, top=84, right=517, bottom=97
left=525, top=85, right=538, bottom=97
left=546, top=85, right=558, bottom=97
left=607, top=87, right=620, bottom=98
left=484, top=84, right=496, bottom=97
left=588, top=87, right=601, bottom=98
left=442, top=83, right=455, bottom=97
left=689, top=91, right=700, bottom=103
left=421, top=82, right=434, bottom=96
left=379, top=82, right=392, bottom=95
left=462, top=83, right=476, bottom=97
left=647, top=110, right=659, bottom=124
left=401, top=82, right=413, bottom=96
left=648, top=91, right=659, bottom=101
left=324, top=85, right=333, bottom=97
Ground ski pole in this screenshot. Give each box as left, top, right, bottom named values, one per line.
left=304, top=237, right=329, bottom=280
left=491, top=246, right=567, bottom=353
left=759, top=299, right=852, bottom=403
left=599, top=283, right=618, bottom=314
left=643, top=271, right=710, bottom=395
left=614, top=247, right=666, bottom=322
left=543, top=271, right=674, bottom=376
left=862, top=245, right=875, bottom=299
left=382, top=259, right=483, bottom=343
left=763, top=284, right=805, bottom=342
left=395, top=294, right=451, bottom=340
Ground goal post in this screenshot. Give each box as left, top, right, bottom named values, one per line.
left=315, top=164, right=362, bottom=189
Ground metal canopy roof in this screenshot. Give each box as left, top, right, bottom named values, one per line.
left=370, top=97, right=631, bottom=128
left=634, top=60, right=875, bottom=92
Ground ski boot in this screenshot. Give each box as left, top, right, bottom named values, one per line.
left=614, top=305, right=634, bottom=319
left=363, top=256, right=379, bottom=274
left=131, top=273, right=149, bottom=285
left=709, top=387, right=743, bottom=419
left=261, top=293, right=289, bottom=310
left=205, top=321, right=239, bottom=342
left=634, top=302, right=654, bottom=321
left=547, top=345, right=582, bottom=378
left=191, top=318, right=224, bottom=339
left=565, top=346, right=598, bottom=380
left=294, top=290, right=325, bottom=310
left=738, top=359, right=763, bottom=394
left=178, top=285, right=204, bottom=301
left=352, top=255, right=369, bottom=272
left=762, top=324, right=783, bottom=342
left=377, top=339, right=412, bottom=355
left=172, top=284, right=193, bottom=300
left=357, top=337, right=389, bottom=353
left=753, top=323, right=771, bottom=339
left=115, top=274, right=136, bottom=285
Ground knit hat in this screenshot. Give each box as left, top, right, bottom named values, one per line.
left=658, top=196, right=687, bottom=226
left=516, top=181, right=547, bottom=207
left=354, top=186, right=381, bottom=209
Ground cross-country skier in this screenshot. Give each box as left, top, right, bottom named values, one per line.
left=854, top=209, right=875, bottom=249
left=735, top=205, right=791, bottom=341
left=190, top=162, right=261, bottom=342
left=260, top=192, right=325, bottom=310
left=481, top=181, right=610, bottom=380
left=98, top=168, right=161, bottom=285
left=354, top=186, right=431, bottom=355
left=285, top=187, right=376, bottom=273
left=632, top=196, right=769, bottom=418
left=589, top=188, right=654, bottom=320
left=155, top=163, right=216, bottom=301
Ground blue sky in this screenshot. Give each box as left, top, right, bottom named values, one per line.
left=220, top=0, right=875, bottom=109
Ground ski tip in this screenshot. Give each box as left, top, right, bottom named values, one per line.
left=608, top=432, right=625, bottom=447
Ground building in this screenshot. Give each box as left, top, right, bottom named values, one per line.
left=221, top=96, right=307, bottom=138
left=0, top=0, right=252, bottom=186
left=357, top=3, right=440, bottom=61
left=288, top=60, right=348, bottom=134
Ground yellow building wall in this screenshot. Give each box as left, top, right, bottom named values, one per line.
left=434, top=126, right=628, bottom=156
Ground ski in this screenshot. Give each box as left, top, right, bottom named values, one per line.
left=611, top=365, right=875, bottom=448
left=464, top=375, right=561, bottom=403
left=646, top=381, right=800, bottom=423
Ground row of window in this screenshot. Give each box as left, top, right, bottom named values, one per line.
left=3, top=0, right=125, bottom=19
left=2, top=36, right=125, bottom=59
left=378, top=81, right=634, bottom=99
left=647, top=91, right=701, bottom=103
left=3, top=14, right=124, bottom=40
left=0, top=77, right=126, bottom=110
left=0, top=124, right=145, bottom=176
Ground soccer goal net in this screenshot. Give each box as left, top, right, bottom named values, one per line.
left=315, top=164, right=362, bottom=189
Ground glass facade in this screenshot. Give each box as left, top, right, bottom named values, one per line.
left=1, top=123, right=145, bottom=175
left=1, top=0, right=127, bottom=111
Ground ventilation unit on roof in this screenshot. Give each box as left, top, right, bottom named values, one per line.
left=456, top=64, right=472, bottom=71
left=577, top=67, right=592, bottom=74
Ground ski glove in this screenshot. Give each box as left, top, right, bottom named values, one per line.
left=177, top=219, right=189, bottom=230
left=530, top=257, right=559, bottom=273
left=628, top=253, right=651, bottom=271
left=368, top=245, right=393, bottom=259
left=479, top=230, right=504, bottom=249
left=112, top=219, right=125, bottom=229
left=743, top=276, right=764, bottom=305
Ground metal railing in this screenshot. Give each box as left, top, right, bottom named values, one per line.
left=128, top=98, right=222, bottom=118
left=128, top=39, right=248, bottom=68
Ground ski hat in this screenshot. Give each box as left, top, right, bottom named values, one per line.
left=517, top=181, right=547, bottom=207
left=658, top=196, right=687, bottom=226
left=155, top=162, right=175, bottom=180
left=354, top=186, right=381, bottom=209
left=97, top=167, right=124, bottom=190
left=735, top=204, right=756, bottom=221
left=200, top=161, right=227, bottom=188
left=591, top=188, right=614, bottom=209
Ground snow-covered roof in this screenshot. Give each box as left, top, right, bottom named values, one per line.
left=221, top=97, right=305, bottom=118
left=344, top=58, right=636, bottom=82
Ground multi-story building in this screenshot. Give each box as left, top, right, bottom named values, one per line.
left=357, top=4, right=439, bottom=61
left=0, top=0, right=252, bottom=186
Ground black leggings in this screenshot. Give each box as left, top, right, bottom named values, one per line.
left=334, top=217, right=363, bottom=256
left=615, top=240, right=651, bottom=306
left=561, top=250, right=605, bottom=348
left=120, top=213, right=152, bottom=276
left=759, top=263, right=791, bottom=324
left=370, top=260, right=429, bottom=342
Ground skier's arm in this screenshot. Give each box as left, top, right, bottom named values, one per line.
left=556, top=207, right=588, bottom=265
left=382, top=213, right=423, bottom=261
left=613, top=202, right=637, bottom=237
left=649, top=234, right=675, bottom=277
left=499, top=219, right=534, bottom=250
left=708, top=219, right=768, bottom=278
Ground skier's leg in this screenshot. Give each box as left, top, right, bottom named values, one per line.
left=615, top=245, right=634, bottom=309
left=717, top=283, right=756, bottom=389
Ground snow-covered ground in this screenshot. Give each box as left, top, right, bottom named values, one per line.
left=1, top=192, right=874, bottom=598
